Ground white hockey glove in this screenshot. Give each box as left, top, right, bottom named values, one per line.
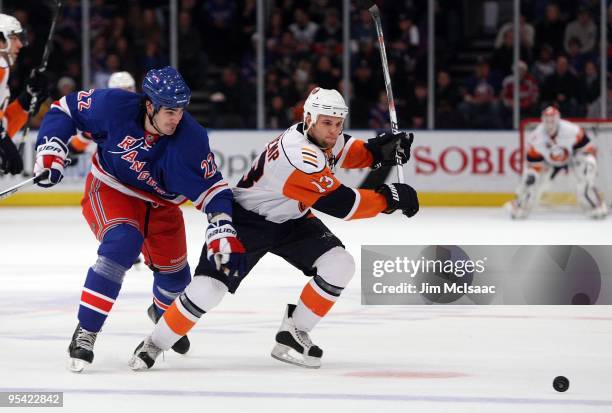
left=205, top=213, right=247, bottom=277
left=34, top=137, right=69, bottom=188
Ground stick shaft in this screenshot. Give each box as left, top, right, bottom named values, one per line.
left=0, top=172, right=48, bottom=201
left=368, top=5, right=404, bottom=183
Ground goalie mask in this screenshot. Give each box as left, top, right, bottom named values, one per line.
left=0, top=13, right=27, bottom=65
left=303, top=87, right=348, bottom=134
left=541, top=106, right=560, bottom=137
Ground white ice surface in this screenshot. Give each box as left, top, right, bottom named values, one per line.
left=0, top=207, right=611, bottom=413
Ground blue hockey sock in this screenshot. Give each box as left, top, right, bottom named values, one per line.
left=77, top=225, right=141, bottom=332
left=152, top=265, right=191, bottom=317
left=78, top=262, right=125, bottom=332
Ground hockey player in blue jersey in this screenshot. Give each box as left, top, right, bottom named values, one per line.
left=33, top=66, right=246, bottom=372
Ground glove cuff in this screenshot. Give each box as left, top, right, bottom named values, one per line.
left=207, top=212, right=232, bottom=224
left=375, top=184, right=397, bottom=214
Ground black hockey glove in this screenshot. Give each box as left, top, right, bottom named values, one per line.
left=17, top=69, right=49, bottom=116
left=365, top=130, right=414, bottom=169
left=0, top=126, right=24, bottom=175
left=376, top=183, right=419, bottom=218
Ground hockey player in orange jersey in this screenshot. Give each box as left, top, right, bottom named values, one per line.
left=129, top=87, right=419, bottom=370
left=0, top=13, right=48, bottom=175
left=510, top=106, right=607, bottom=219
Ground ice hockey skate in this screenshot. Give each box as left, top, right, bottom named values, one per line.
left=67, top=324, right=98, bottom=373
left=271, top=304, right=323, bottom=369
left=147, top=303, right=190, bottom=354
left=128, top=336, right=163, bottom=371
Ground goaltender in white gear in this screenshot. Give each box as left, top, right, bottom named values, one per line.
left=511, top=106, right=607, bottom=219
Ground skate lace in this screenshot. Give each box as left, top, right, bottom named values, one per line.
left=294, top=328, right=313, bottom=348
left=140, top=338, right=163, bottom=359
left=76, top=329, right=97, bottom=351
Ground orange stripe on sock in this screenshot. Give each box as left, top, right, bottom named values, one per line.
left=162, top=302, right=195, bottom=336
left=300, top=282, right=334, bottom=317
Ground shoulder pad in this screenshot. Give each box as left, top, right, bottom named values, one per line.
left=280, top=130, right=326, bottom=174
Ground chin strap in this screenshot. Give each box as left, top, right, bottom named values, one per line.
left=146, top=108, right=165, bottom=136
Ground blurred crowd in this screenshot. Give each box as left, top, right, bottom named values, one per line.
left=3, top=0, right=612, bottom=130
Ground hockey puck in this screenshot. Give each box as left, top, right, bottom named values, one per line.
left=553, top=376, right=569, bottom=392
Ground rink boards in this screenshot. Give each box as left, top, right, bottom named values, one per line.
left=1, top=129, right=523, bottom=206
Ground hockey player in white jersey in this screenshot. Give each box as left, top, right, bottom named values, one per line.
left=128, top=87, right=419, bottom=370
left=511, top=106, right=607, bottom=219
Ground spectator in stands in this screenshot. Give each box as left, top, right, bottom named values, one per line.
left=210, top=65, right=254, bottom=128
left=114, top=37, right=138, bottom=77
left=390, top=14, right=422, bottom=74
left=90, top=0, right=112, bottom=38
left=500, top=60, right=539, bottom=123
left=203, top=0, right=237, bottom=64
left=351, top=59, right=379, bottom=129
left=178, top=11, right=207, bottom=89
left=92, top=54, right=120, bottom=89
left=289, top=8, right=319, bottom=47
left=351, top=9, right=375, bottom=52
left=313, top=8, right=342, bottom=55
left=541, top=55, right=581, bottom=116
left=580, top=60, right=600, bottom=107
left=436, top=70, right=461, bottom=109
left=458, top=83, right=504, bottom=130
left=531, top=44, right=556, bottom=83
left=535, top=2, right=566, bottom=55
left=566, top=37, right=589, bottom=74
left=369, top=91, right=391, bottom=130
left=564, top=6, right=597, bottom=55
left=267, top=95, right=290, bottom=129
left=464, top=59, right=502, bottom=98
left=494, top=15, right=535, bottom=51
left=587, top=86, right=612, bottom=118
left=490, top=30, right=518, bottom=77
left=59, top=0, right=82, bottom=38
left=265, top=9, right=285, bottom=62
left=313, top=55, right=340, bottom=90
left=404, top=82, right=428, bottom=129
left=140, top=39, right=168, bottom=72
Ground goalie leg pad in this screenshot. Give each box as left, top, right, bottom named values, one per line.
left=572, top=154, right=607, bottom=218
left=293, top=247, right=355, bottom=332
left=511, top=168, right=547, bottom=219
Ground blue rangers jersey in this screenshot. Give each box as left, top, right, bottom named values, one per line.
left=36, top=88, right=232, bottom=215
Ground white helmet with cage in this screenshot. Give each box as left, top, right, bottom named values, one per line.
left=108, top=71, right=136, bottom=91
left=0, top=13, right=25, bottom=65
left=541, top=106, right=561, bottom=136
left=303, top=87, right=348, bottom=133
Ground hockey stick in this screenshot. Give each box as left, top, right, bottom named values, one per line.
left=17, top=0, right=63, bottom=171
left=368, top=5, right=405, bottom=184
left=0, top=170, right=49, bottom=202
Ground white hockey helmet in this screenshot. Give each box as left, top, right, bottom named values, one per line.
left=0, top=13, right=25, bottom=65
left=108, top=71, right=136, bottom=91
left=541, top=106, right=560, bottom=136
left=303, top=87, right=348, bottom=131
